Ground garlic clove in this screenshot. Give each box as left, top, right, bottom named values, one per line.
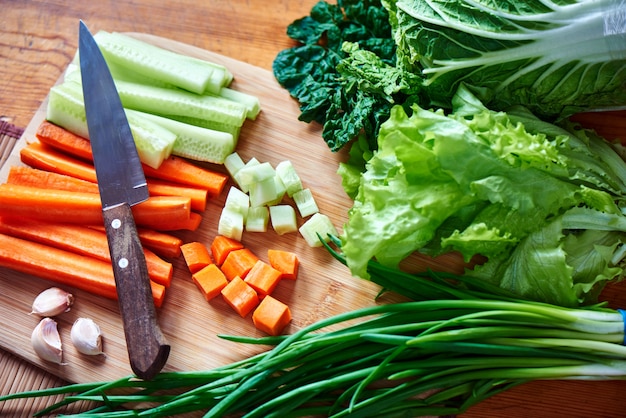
left=31, top=287, right=74, bottom=317
left=71, top=317, right=104, bottom=356
left=31, top=317, right=64, bottom=364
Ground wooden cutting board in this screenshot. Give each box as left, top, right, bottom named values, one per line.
left=0, top=33, right=466, bottom=383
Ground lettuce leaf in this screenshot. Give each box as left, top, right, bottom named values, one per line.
left=340, top=86, right=626, bottom=307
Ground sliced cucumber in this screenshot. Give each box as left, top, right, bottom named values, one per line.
left=129, top=110, right=235, bottom=164
left=246, top=206, right=269, bottom=232
left=269, top=205, right=298, bottom=235
left=113, top=79, right=247, bottom=127
left=46, top=81, right=176, bottom=168
left=293, top=188, right=319, bottom=218
left=299, top=213, right=338, bottom=247
left=94, top=31, right=232, bottom=95
left=218, top=87, right=261, bottom=120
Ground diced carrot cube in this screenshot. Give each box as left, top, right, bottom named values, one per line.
left=220, top=248, right=259, bottom=281
left=244, top=260, right=282, bottom=297
left=181, top=241, right=213, bottom=273
left=267, top=249, right=299, bottom=280
left=252, top=295, right=292, bottom=336
left=192, top=264, right=228, bottom=301
left=221, top=276, right=259, bottom=317
left=210, top=235, right=245, bottom=266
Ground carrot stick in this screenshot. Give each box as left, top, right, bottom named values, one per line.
left=0, top=233, right=165, bottom=308
left=140, top=211, right=203, bottom=231
left=142, top=156, right=228, bottom=197
left=21, top=142, right=210, bottom=211
left=0, top=184, right=192, bottom=230
left=90, top=225, right=183, bottom=258
left=7, top=166, right=99, bottom=194
left=267, top=249, right=300, bottom=280
left=220, top=248, right=259, bottom=281
left=192, top=264, right=228, bottom=301
left=36, top=120, right=93, bottom=161
left=252, top=295, right=292, bottom=336
left=136, top=227, right=183, bottom=258
left=36, top=121, right=228, bottom=196
left=0, top=216, right=173, bottom=288
left=244, top=260, right=283, bottom=297
left=147, top=180, right=208, bottom=212
left=221, top=276, right=259, bottom=317
left=20, top=142, right=97, bottom=183
left=181, top=241, right=213, bottom=273
left=210, top=235, right=244, bottom=266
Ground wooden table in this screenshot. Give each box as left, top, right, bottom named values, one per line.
left=1, top=1, right=626, bottom=416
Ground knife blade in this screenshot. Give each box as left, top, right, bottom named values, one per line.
left=78, top=20, right=169, bottom=380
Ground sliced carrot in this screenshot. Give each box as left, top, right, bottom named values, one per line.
left=221, top=276, right=259, bottom=317
left=36, top=120, right=93, bottom=161
left=35, top=121, right=228, bottom=197
left=267, top=249, right=300, bottom=280
left=142, top=156, right=228, bottom=197
left=0, top=233, right=165, bottom=308
left=7, top=166, right=99, bottom=194
left=192, top=263, right=228, bottom=301
left=141, top=211, right=203, bottom=232
left=181, top=241, right=213, bottom=274
left=244, top=260, right=283, bottom=297
left=20, top=142, right=97, bottom=183
left=0, top=184, right=192, bottom=231
left=252, top=295, right=292, bottom=336
left=148, top=180, right=208, bottom=212
left=0, top=216, right=173, bottom=288
left=220, top=248, right=259, bottom=281
left=136, top=227, right=183, bottom=259
left=210, top=235, right=245, bottom=266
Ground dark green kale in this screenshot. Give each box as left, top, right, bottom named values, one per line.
left=273, top=0, right=419, bottom=152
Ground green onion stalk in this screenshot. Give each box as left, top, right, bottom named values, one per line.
left=2, top=235, right=626, bottom=417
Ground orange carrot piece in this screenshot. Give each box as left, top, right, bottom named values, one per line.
left=268, top=249, right=300, bottom=280
left=142, top=156, right=228, bottom=197
left=136, top=227, right=183, bottom=258
left=0, top=233, right=165, bottom=308
left=210, top=235, right=245, bottom=266
left=36, top=120, right=93, bottom=161
left=7, top=166, right=99, bottom=194
left=244, top=260, right=283, bottom=297
left=221, top=276, right=259, bottom=317
left=181, top=241, right=213, bottom=273
left=220, top=248, right=259, bottom=281
left=252, top=295, right=292, bottom=336
left=0, top=216, right=173, bottom=287
left=192, top=263, right=228, bottom=301
left=89, top=225, right=183, bottom=259
left=148, top=180, right=208, bottom=212
left=35, top=121, right=228, bottom=197
left=141, top=211, right=203, bottom=232
left=0, top=184, right=192, bottom=231
left=20, top=142, right=97, bottom=183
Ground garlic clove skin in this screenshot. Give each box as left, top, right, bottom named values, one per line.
left=71, top=317, right=104, bottom=356
left=31, top=287, right=74, bottom=317
left=31, top=317, right=64, bottom=364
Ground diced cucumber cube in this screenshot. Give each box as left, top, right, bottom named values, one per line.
left=224, top=152, right=246, bottom=179
left=235, top=162, right=276, bottom=188
left=269, top=205, right=298, bottom=235
left=299, top=213, right=338, bottom=247
left=293, top=188, right=319, bottom=218
left=249, top=177, right=278, bottom=207
left=276, top=160, right=303, bottom=197
left=234, top=158, right=260, bottom=193
left=218, top=207, right=245, bottom=241
left=224, top=186, right=250, bottom=221
left=246, top=206, right=269, bottom=232
left=265, top=175, right=286, bottom=207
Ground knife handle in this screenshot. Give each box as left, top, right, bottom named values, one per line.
left=103, top=203, right=170, bottom=380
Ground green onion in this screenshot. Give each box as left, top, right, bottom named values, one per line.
left=2, top=236, right=626, bottom=417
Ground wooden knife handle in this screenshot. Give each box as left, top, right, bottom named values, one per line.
left=103, top=203, right=170, bottom=380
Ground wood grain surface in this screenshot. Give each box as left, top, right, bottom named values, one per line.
left=1, top=1, right=626, bottom=417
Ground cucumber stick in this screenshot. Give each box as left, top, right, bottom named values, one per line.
left=127, top=110, right=236, bottom=164
left=93, top=31, right=232, bottom=95
left=47, top=81, right=176, bottom=168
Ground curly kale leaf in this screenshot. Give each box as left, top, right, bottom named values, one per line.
left=273, top=0, right=404, bottom=152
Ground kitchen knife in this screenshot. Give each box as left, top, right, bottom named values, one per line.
left=78, top=20, right=170, bottom=380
